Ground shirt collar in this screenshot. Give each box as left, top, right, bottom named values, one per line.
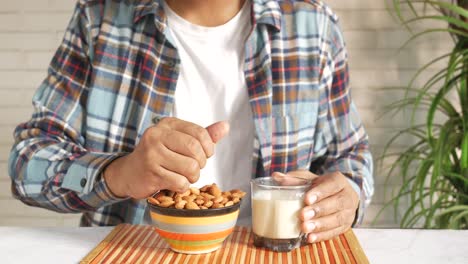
left=251, top=0, right=282, bottom=31
left=133, top=0, right=282, bottom=32
left=133, top=0, right=166, bottom=32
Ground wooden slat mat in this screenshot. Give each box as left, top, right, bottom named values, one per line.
left=81, top=224, right=368, bottom=264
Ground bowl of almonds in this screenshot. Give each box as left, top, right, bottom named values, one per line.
left=147, top=183, right=246, bottom=254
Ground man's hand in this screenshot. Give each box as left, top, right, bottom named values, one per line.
left=272, top=170, right=359, bottom=243
left=104, top=118, right=229, bottom=199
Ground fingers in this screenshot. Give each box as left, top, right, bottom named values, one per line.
left=206, top=121, right=230, bottom=143
left=154, top=165, right=191, bottom=193
left=271, top=171, right=318, bottom=186
left=297, top=172, right=360, bottom=244
left=300, top=189, right=353, bottom=221
left=160, top=117, right=215, bottom=158
left=162, top=130, right=207, bottom=169
left=301, top=208, right=355, bottom=234
left=285, top=170, right=319, bottom=180
left=305, top=172, right=345, bottom=205
left=135, top=118, right=228, bottom=197
left=305, top=225, right=350, bottom=243
left=158, top=144, right=200, bottom=183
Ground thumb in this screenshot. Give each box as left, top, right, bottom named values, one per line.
left=206, top=121, right=230, bottom=143
left=286, top=170, right=319, bottom=181
left=272, top=170, right=318, bottom=186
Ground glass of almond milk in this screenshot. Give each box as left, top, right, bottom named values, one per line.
left=251, top=176, right=312, bottom=252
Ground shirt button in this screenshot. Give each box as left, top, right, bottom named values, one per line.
left=167, top=60, right=176, bottom=68
left=80, top=178, right=87, bottom=187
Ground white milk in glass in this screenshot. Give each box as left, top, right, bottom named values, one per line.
left=252, top=189, right=304, bottom=239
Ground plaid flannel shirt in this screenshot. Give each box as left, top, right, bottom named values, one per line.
left=8, top=0, right=374, bottom=226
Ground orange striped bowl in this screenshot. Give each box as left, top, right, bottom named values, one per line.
left=148, top=201, right=241, bottom=254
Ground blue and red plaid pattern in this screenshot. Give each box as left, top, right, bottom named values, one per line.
left=8, top=0, right=373, bottom=226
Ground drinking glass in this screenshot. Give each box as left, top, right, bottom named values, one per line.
left=251, top=176, right=312, bottom=252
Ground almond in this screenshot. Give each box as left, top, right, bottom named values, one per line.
left=209, top=184, right=222, bottom=197
left=190, top=187, right=200, bottom=195
left=157, top=195, right=173, bottom=203
left=182, top=196, right=195, bottom=202
left=212, top=203, right=224, bottom=209
left=179, top=189, right=191, bottom=197
left=201, top=193, right=215, bottom=200
left=175, top=200, right=187, bottom=209
left=186, top=201, right=200, bottom=210
left=204, top=200, right=214, bottom=208
left=159, top=200, right=175, bottom=208
left=232, top=191, right=246, bottom=198
left=152, top=184, right=244, bottom=210
left=148, top=197, right=160, bottom=205
left=195, top=199, right=205, bottom=206
left=200, top=185, right=211, bottom=192
left=213, top=196, right=223, bottom=204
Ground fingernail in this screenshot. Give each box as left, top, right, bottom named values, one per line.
left=305, top=209, right=315, bottom=219
left=309, top=234, right=317, bottom=243
left=272, top=171, right=287, bottom=177
left=307, top=222, right=316, bottom=232
left=272, top=172, right=287, bottom=182
left=308, top=195, right=317, bottom=204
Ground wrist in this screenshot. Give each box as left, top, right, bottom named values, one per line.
left=103, top=156, right=129, bottom=198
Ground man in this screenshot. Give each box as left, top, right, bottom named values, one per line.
left=9, top=0, right=373, bottom=243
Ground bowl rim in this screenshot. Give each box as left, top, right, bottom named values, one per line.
left=147, top=200, right=241, bottom=217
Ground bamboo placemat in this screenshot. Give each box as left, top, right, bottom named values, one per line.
left=81, top=224, right=368, bottom=264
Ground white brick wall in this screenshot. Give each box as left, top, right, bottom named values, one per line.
left=0, top=1, right=451, bottom=227
left=0, top=0, right=81, bottom=227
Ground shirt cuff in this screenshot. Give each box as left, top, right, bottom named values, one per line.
left=61, top=151, right=128, bottom=208
left=345, top=177, right=364, bottom=227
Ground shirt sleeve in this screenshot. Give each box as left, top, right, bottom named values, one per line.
left=316, top=20, right=374, bottom=225
left=8, top=1, right=127, bottom=213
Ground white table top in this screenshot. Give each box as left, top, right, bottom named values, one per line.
left=0, top=227, right=467, bottom=264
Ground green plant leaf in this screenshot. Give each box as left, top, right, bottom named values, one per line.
left=390, top=0, right=417, bottom=32
left=404, top=15, right=468, bottom=31
left=406, top=209, right=430, bottom=227
left=372, top=189, right=413, bottom=226
left=427, top=72, right=463, bottom=145
left=400, top=28, right=468, bottom=49
left=404, top=49, right=467, bottom=123
left=425, top=1, right=468, bottom=18
left=401, top=192, right=430, bottom=227
left=377, top=125, right=428, bottom=166
left=380, top=87, right=459, bottom=119
left=379, top=0, right=467, bottom=229
left=443, top=172, right=468, bottom=192
left=401, top=0, right=468, bottom=18
left=460, top=52, right=468, bottom=119
left=461, top=133, right=468, bottom=169
left=439, top=205, right=468, bottom=216
left=407, top=52, right=454, bottom=93
left=417, top=159, right=434, bottom=207
left=424, top=192, right=452, bottom=228
left=451, top=210, right=468, bottom=228
left=460, top=51, right=468, bottom=169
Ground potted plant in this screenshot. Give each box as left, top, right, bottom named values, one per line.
left=378, top=0, right=468, bottom=228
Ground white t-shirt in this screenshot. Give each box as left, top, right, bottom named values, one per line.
left=163, top=0, right=254, bottom=225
